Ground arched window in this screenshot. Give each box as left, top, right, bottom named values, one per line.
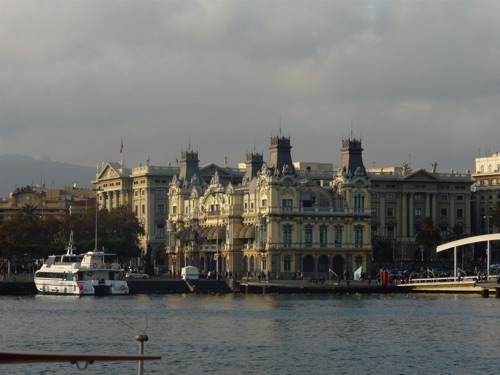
left=303, top=255, right=314, bottom=273
left=318, top=255, right=329, bottom=273
left=354, top=192, right=365, bottom=212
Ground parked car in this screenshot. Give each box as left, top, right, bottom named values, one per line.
left=432, top=268, right=452, bottom=277
left=126, top=271, right=149, bottom=279
left=387, top=269, right=402, bottom=279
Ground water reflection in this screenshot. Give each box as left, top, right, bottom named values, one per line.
left=0, top=294, right=499, bottom=374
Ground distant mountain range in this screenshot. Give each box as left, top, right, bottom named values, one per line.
left=0, top=154, right=96, bottom=198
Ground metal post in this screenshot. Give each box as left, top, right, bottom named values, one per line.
left=136, top=334, right=148, bottom=375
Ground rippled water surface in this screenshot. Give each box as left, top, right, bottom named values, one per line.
left=1, top=293, right=499, bottom=374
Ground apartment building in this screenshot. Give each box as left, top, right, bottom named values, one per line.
left=472, top=152, right=500, bottom=234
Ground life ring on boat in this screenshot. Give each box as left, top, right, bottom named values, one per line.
left=78, top=284, right=84, bottom=291
left=92, top=263, right=98, bottom=269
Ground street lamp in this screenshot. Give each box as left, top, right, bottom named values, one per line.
left=484, top=215, right=491, bottom=234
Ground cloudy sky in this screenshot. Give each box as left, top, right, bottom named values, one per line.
left=1, top=0, right=499, bottom=175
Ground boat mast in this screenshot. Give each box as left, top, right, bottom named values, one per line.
left=95, top=199, right=98, bottom=251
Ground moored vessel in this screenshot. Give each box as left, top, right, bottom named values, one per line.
left=34, top=232, right=128, bottom=295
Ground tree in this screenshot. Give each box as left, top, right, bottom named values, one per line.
left=490, top=202, right=500, bottom=231
left=415, top=216, right=441, bottom=261
left=372, top=236, right=394, bottom=262
left=60, top=205, right=145, bottom=258
left=19, top=203, right=41, bottom=222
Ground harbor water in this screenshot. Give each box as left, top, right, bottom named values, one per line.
left=1, top=293, right=499, bottom=374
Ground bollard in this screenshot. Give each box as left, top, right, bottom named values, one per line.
left=136, top=334, right=148, bottom=375
left=481, top=288, right=489, bottom=298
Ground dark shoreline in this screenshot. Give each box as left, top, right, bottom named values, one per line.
left=1, top=277, right=498, bottom=296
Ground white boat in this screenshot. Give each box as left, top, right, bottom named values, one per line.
left=34, top=232, right=129, bottom=295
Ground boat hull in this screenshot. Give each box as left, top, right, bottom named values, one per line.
left=34, top=279, right=129, bottom=295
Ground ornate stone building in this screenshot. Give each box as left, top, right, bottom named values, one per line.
left=93, top=157, right=243, bottom=272
left=165, top=136, right=372, bottom=279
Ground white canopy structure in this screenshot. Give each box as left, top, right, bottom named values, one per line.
left=436, top=233, right=500, bottom=279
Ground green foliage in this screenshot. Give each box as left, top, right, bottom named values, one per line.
left=372, top=235, right=394, bottom=261
left=490, top=202, right=500, bottom=230
left=415, top=216, right=441, bottom=261
left=0, top=205, right=145, bottom=260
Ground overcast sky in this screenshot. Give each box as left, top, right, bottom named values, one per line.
left=1, top=0, right=499, bottom=175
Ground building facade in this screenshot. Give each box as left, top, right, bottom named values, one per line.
left=165, top=136, right=372, bottom=280
left=0, top=185, right=95, bottom=222
left=472, top=152, right=500, bottom=235
left=93, top=157, right=244, bottom=271
left=368, top=164, right=472, bottom=260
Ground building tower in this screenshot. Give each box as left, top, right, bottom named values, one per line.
left=268, top=135, right=295, bottom=175
left=243, top=152, right=264, bottom=181
left=179, top=149, right=200, bottom=184
left=340, top=137, right=366, bottom=176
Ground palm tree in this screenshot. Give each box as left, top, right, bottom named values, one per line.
left=490, top=202, right=500, bottom=232
left=415, top=216, right=441, bottom=261
left=19, top=203, right=40, bottom=223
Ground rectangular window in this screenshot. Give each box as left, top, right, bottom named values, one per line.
left=387, top=207, right=394, bottom=217
left=440, top=208, right=448, bottom=217
left=456, top=208, right=464, bottom=218
left=439, top=194, right=448, bottom=201
left=283, top=225, right=292, bottom=247
left=261, top=199, right=267, bottom=207
left=371, top=208, right=378, bottom=216
left=334, top=225, right=342, bottom=248
left=141, top=204, right=145, bottom=214
left=355, top=227, right=363, bottom=247
left=371, top=193, right=378, bottom=200
left=156, top=223, right=165, bottom=237
left=319, top=226, right=327, bottom=247
left=415, top=208, right=422, bottom=217
left=386, top=193, right=395, bottom=200
left=283, top=256, right=291, bottom=272
left=172, top=206, right=177, bottom=214
left=157, top=204, right=165, bottom=214
left=456, top=194, right=464, bottom=201
left=440, top=226, right=447, bottom=239
left=282, top=199, right=293, bottom=211
left=304, top=226, right=313, bottom=247
left=387, top=225, right=394, bottom=239
left=156, top=189, right=165, bottom=196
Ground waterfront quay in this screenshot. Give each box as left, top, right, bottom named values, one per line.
left=2, top=273, right=500, bottom=297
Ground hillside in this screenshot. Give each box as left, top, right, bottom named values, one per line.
left=0, top=154, right=96, bottom=198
